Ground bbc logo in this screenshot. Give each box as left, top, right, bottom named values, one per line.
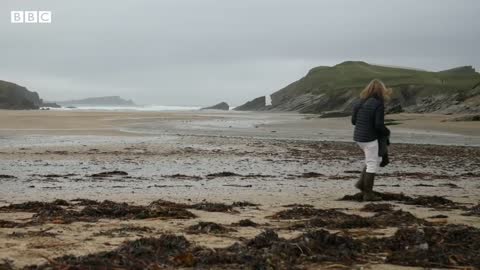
left=11, top=11, right=52, bottom=24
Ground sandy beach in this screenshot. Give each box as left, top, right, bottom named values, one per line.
left=0, top=110, right=480, bottom=269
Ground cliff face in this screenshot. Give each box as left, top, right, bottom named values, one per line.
left=0, top=80, right=42, bottom=109
left=233, top=96, right=267, bottom=111
left=237, top=62, right=480, bottom=114
left=57, top=96, right=135, bottom=106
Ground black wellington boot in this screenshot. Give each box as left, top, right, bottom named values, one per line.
left=363, top=172, right=381, bottom=201
left=354, top=166, right=366, bottom=192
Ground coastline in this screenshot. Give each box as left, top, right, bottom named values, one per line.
left=1, top=110, right=479, bottom=145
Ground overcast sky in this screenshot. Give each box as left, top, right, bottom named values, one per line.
left=1, top=0, right=479, bottom=106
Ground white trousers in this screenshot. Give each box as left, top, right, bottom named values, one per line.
left=357, top=140, right=382, bottom=173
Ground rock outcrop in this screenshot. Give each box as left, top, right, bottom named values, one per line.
left=0, top=80, right=42, bottom=109
left=238, top=61, right=480, bottom=115
left=201, top=102, right=229, bottom=110
left=41, top=102, right=61, bottom=108
left=234, top=96, right=267, bottom=111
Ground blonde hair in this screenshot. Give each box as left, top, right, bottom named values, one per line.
left=360, top=79, right=392, bottom=101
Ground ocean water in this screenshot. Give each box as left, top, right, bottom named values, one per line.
left=48, top=105, right=202, bottom=112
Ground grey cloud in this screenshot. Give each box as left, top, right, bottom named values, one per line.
left=1, top=0, right=479, bottom=105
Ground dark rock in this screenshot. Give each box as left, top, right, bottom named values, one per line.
left=201, top=102, right=229, bottom=110
left=40, top=102, right=61, bottom=108
left=319, top=111, right=351, bottom=118
left=0, top=80, right=42, bottom=109
left=234, top=96, right=266, bottom=111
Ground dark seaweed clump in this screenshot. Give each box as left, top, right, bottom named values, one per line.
left=186, top=222, right=235, bottom=234
left=341, top=192, right=464, bottom=210
left=19, top=218, right=480, bottom=269
left=272, top=207, right=428, bottom=230
left=377, top=225, right=480, bottom=268
left=25, top=229, right=366, bottom=270
left=0, top=199, right=196, bottom=226
left=361, top=203, right=395, bottom=212
left=232, top=219, right=258, bottom=227
left=462, top=203, right=480, bottom=217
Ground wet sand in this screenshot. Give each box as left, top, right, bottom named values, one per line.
left=0, top=110, right=479, bottom=269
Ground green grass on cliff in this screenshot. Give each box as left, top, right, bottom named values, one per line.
left=276, top=61, right=480, bottom=99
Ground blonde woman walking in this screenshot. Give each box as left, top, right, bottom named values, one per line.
left=351, top=79, right=391, bottom=201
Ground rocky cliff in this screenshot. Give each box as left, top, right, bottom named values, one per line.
left=237, top=61, right=480, bottom=114
left=233, top=96, right=267, bottom=111
left=0, top=80, right=43, bottom=109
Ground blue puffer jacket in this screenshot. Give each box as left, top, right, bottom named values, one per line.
left=351, top=96, right=390, bottom=142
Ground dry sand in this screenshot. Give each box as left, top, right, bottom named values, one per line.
left=0, top=109, right=479, bottom=269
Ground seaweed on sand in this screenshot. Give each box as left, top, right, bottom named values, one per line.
left=270, top=207, right=377, bottom=229
left=191, top=202, right=238, bottom=213
left=26, top=229, right=367, bottom=270
left=268, top=207, right=345, bottom=220
left=93, top=225, right=154, bottom=238
left=26, top=224, right=480, bottom=269
left=0, top=200, right=70, bottom=212
left=206, top=172, right=240, bottom=178
left=8, top=228, right=57, bottom=238
left=1, top=199, right=196, bottom=226
left=282, top=203, right=314, bottom=208
left=340, top=192, right=413, bottom=202
left=231, top=219, right=258, bottom=227
left=24, top=235, right=191, bottom=270
left=341, top=192, right=464, bottom=210
left=274, top=207, right=428, bottom=230
left=380, top=224, right=480, bottom=268
left=89, top=170, right=128, bottom=178
left=369, top=210, right=430, bottom=227
left=0, top=259, right=15, bottom=270
left=231, top=201, right=259, bottom=207
left=0, top=220, right=26, bottom=228
left=78, top=200, right=196, bottom=220
left=405, top=195, right=463, bottom=210
left=462, top=203, right=480, bottom=217
left=361, top=203, right=395, bottom=212
left=150, top=199, right=255, bottom=213
left=186, top=222, right=235, bottom=234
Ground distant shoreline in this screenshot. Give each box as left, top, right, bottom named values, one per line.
left=43, top=105, right=202, bottom=112
left=0, top=110, right=479, bottom=146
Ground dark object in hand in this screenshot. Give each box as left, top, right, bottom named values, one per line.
left=379, top=136, right=390, bottom=167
